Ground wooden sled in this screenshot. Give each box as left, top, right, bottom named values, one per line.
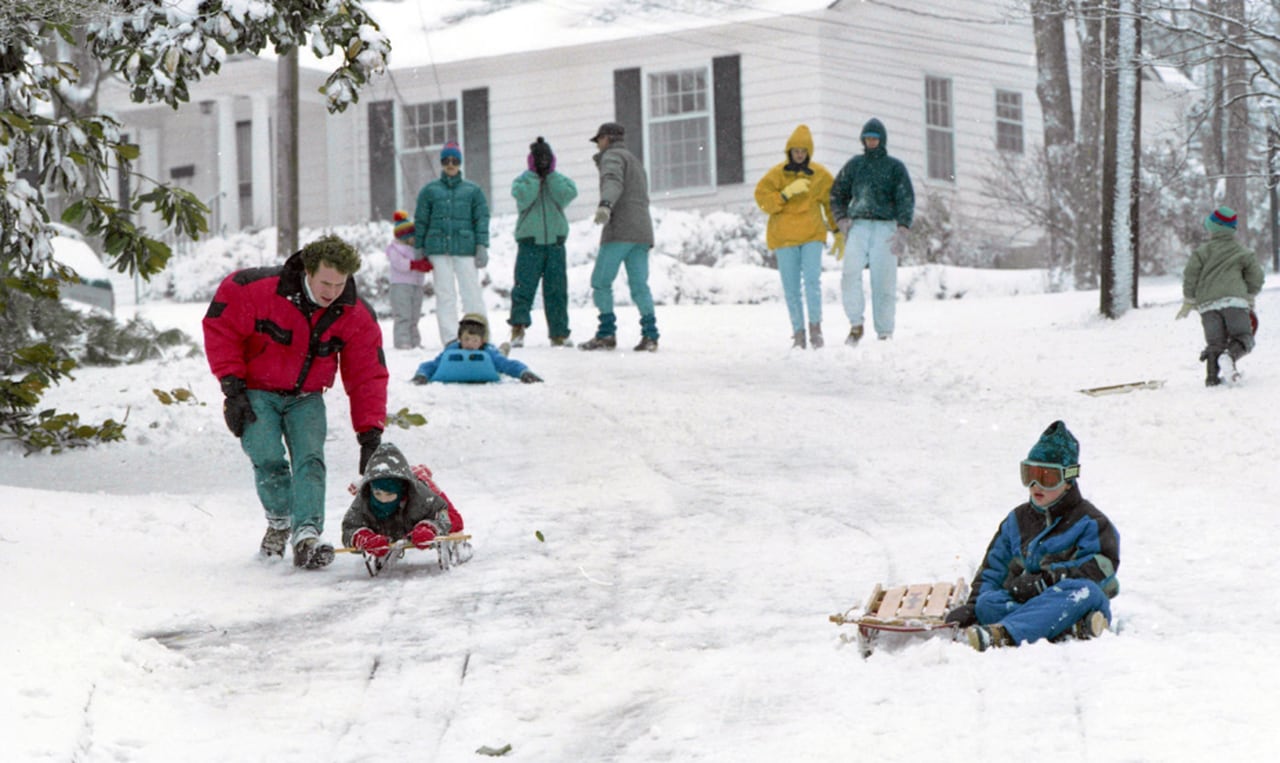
left=1078, top=379, right=1164, bottom=397
left=337, top=532, right=473, bottom=577
left=829, top=578, right=969, bottom=657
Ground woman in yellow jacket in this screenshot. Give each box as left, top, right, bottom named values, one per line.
left=754, top=124, right=839, bottom=349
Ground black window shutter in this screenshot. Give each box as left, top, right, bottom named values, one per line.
left=367, top=100, right=396, bottom=220
left=462, top=88, right=491, bottom=203
left=613, top=67, right=643, bottom=164
left=713, top=55, right=743, bottom=185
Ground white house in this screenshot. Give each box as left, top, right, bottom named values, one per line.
left=99, top=0, right=1192, bottom=254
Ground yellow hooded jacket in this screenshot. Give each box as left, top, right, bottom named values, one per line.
left=753, top=125, right=837, bottom=250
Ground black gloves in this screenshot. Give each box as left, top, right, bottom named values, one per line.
left=357, top=428, right=382, bottom=474
left=519, top=371, right=543, bottom=384
left=1009, top=570, right=1058, bottom=603
left=530, top=136, right=554, bottom=177
left=944, top=604, right=976, bottom=628
left=220, top=376, right=256, bottom=438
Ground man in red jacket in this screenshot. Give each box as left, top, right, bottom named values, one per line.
left=203, top=235, right=389, bottom=569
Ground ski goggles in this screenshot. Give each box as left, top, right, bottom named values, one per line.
left=1020, top=461, right=1080, bottom=488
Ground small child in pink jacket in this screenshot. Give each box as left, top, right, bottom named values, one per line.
left=387, top=210, right=432, bottom=349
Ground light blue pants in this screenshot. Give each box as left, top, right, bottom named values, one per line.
left=591, top=241, right=656, bottom=324
left=840, top=219, right=898, bottom=338
left=776, top=240, right=823, bottom=332
left=240, top=390, right=328, bottom=542
left=974, top=578, right=1112, bottom=644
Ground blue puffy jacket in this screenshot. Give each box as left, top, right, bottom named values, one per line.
left=414, top=173, right=491, bottom=256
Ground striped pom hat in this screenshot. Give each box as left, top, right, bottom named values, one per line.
left=1205, top=206, right=1238, bottom=233
left=392, top=210, right=414, bottom=240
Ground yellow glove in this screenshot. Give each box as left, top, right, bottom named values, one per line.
left=1175, top=301, right=1194, bottom=320
left=831, top=231, right=846, bottom=261
left=781, top=177, right=810, bottom=200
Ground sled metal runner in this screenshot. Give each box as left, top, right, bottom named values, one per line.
left=336, top=532, right=474, bottom=577
left=1077, top=379, right=1164, bottom=396
left=829, top=578, right=969, bottom=657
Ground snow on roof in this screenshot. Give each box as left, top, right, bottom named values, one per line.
left=303, top=0, right=835, bottom=70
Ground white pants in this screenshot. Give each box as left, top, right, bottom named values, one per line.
left=429, top=255, right=487, bottom=345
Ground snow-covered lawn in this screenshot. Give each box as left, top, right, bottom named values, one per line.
left=3, top=270, right=1276, bottom=760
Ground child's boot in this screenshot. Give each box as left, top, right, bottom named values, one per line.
left=965, top=623, right=1013, bottom=651
left=1204, top=352, right=1220, bottom=387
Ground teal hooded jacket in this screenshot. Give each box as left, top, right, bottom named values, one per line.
left=413, top=173, right=491, bottom=256
left=830, top=118, right=915, bottom=229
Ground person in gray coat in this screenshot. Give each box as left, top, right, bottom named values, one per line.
left=579, top=122, right=660, bottom=352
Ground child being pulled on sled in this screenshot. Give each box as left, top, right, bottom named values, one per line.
left=341, top=441, right=463, bottom=558
left=944, top=420, right=1120, bottom=651
left=410, top=313, right=543, bottom=384
left=1176, top=205, right=1265, bottom=386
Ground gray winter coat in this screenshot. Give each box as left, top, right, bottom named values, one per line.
left=594, top=138, right=654, bottom=246
left=341, top=442, right=453, bottom=545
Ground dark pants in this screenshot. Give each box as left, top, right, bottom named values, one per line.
left=509, top=239, right=570, bottom=339
left=1201, top=307, right=1254, bottom=361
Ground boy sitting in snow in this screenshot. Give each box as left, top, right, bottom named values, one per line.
left=944, top=420, right=1120, bottom=651
left=341, top=441, right=463, bottom=558
left=410, top=313, right=543, bottom=384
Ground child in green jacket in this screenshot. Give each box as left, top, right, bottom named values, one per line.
left=1177, top=205, right=1265, bottom=386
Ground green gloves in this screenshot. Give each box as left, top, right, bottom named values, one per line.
left=781, top=177, right=810, bottom=201
left=1175, top=301, right=1195, bottom=320
left=831, top=231, right=846, bottom=261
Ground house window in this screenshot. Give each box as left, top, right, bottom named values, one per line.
left=925, top=76, right=955, bottom=181
left=401, top=99, right=459, bottom=204
left=995, top=90, right=1024, bottom=153
left=646, top=67, right=713, bottom=193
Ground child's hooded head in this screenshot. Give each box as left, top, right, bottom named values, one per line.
left=458, top=313, right=489, bottom=349
left=369, top=477, right=408, bottom=518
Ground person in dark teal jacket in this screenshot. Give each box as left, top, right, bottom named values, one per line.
left=1176, top=205, right=1265, bottom=386
left=508, top=136, right=578, bottom=347
left=414, top=141, right=491, bottom=347
left=945, top=421, right=1120, bottom=651
left=830, top=118, right=914, bottom=344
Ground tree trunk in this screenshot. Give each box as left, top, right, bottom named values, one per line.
left=276, top=49, right=299, bottom=258
left=1031, top=0, right=1077, bottom=290
left=1074, top=0, right=1105, bottom=288
left=1101, top=0, right=1140, bottom=318
left=1222, top=0, right=1250, bottom=238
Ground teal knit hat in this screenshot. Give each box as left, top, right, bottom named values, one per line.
left=1204, top=206, right=1238, bottom=234
left=1026, top=420, right=1080, bottom=470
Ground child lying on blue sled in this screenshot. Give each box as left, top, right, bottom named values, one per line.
left=411, top=313, right=543, bottom=384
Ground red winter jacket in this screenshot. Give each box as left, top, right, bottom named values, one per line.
left=203, top=251, right=388, bottom=434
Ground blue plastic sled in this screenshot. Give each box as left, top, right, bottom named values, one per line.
left=429, top=350, right=502, bottom=383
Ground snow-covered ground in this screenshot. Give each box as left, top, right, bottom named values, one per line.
left=3, top=268, right=1277, bottom=761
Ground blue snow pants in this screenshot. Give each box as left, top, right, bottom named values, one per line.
left=240, top=390, right=328, bottom=543
left=776, top=240, right=824, bottom=332
left=591, top=241, right=657, bottom=337
left=840, top=219, right=898, bottom=338
left=975, top=578, right=1112, bottom=644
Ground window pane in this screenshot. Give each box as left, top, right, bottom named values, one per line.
left=650, top=117, right=711, bottom=192
left=402, top=99, right=458, bottom=152
left=995, top=90, right=1023, bottom=153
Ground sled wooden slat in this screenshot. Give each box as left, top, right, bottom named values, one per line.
left=873, top=586, right=907, bottom=620
left=921, top=581, right=954, bottom=619
left=896, top=583, right=934, bottom=619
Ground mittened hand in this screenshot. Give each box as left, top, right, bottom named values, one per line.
left=943, top=604, right=976, bottom=627
left=357, top=428, right=382, bottom=475
left=837, top=217, right=853, bottom=235
left=891, top=226, right=910, bottom=256
left=831, top=231, right=847, bottom=261
left=1175, top=301, right=1194, bottom=320
left=409, top=522, right=436, bottom=549
left=409, top=258, right=432, bottom=272
left=474, top=245, right=488, bottom=268
left=781, top=177, right=811, bottom=200
left=219, top=376, right=256, bottom=438
left=594, top=205, right=611, bottom=225
left=1009, top=571, right=1056, bottom=603
left=352, top=528, right=391, bottom=558
left=520, top=371, right=543, bottom=384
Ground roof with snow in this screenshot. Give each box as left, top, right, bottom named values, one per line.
left=304, top=0, right=837, bottom=70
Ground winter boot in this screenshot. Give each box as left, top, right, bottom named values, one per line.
left=509, top=324, right=526, bottom=348
left=260, top=526, right=290, bottom=557
left=292, top=537, right=335, bottom=569
left=550, top=336, right=574, bottom=347
left=579, top=335, right=617, bottom=351
left=1205, top=352, right=1221, bottom=387
left=1220, top=351, right=1240, bottom=383
left=845, top=324, right=864, bottom=346
left=965, top=623, right=1013, bottom=652
left=809, top=322, right=823, bottom=349
left=1071, top=610, right=1109, bottom=640
left=792, top=330, right=807, bottom=349
left=634, top=336, right=659, bottom=352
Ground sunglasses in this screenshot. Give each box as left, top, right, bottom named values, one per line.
left=1020, top=460, right=1079, bottom=489
left=441, top=157, right=461, bottom=167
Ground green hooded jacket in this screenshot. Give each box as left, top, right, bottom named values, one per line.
left=830, top=118, right=915, bottom=229
left=512, top=171, right=578, bottom=245
left=1182, top=231, right=1265, bottom=307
